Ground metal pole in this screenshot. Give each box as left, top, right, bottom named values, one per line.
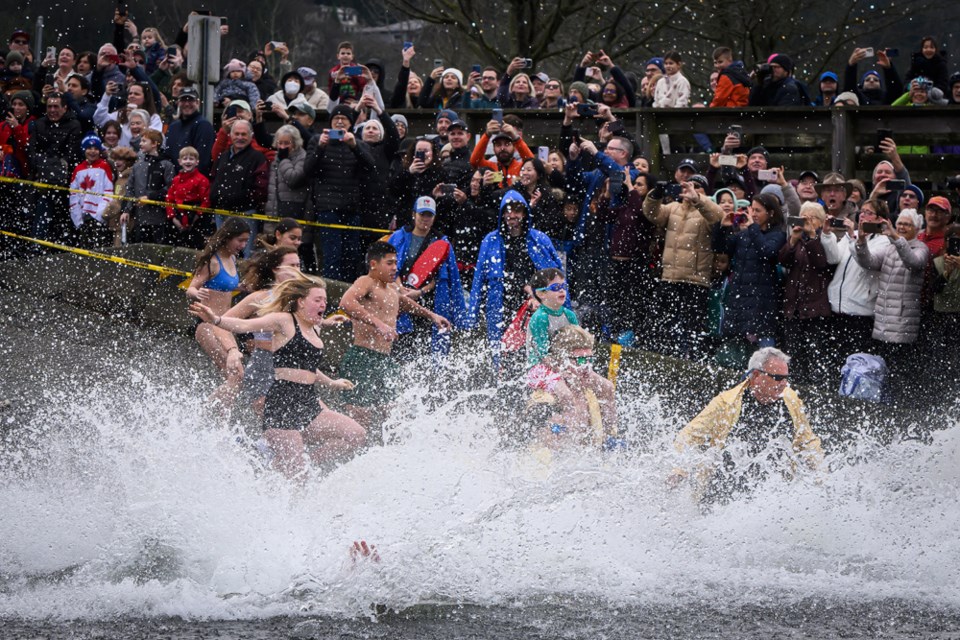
left=34, top=16, right=44, bottom=60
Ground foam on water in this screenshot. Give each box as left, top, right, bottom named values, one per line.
left=2, top=365, right=958, bottom=620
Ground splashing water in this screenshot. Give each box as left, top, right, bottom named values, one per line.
left=2, top=354, right=959, bottom=626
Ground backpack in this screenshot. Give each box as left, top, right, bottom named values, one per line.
left=839, top=353, right=888, bottom=403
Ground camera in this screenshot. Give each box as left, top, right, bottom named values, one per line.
left=755, top=63, right=772, bottom=79
left=577, top=103, right=598, bottom=117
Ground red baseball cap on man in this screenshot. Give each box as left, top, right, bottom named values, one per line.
left=9, top=29, right=30, bottom=44
left=927, top=196, right=952, bottom=213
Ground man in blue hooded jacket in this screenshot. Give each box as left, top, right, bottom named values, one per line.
left=388, top=195, right=468, bottom=362
left=467, top=190, right=563, bottom=369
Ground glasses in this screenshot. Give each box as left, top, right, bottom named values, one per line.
left=756, top=369, right=790, bottom=382
left=606, top=146, right=626, bottom=153
left=536, top=282, right=568, bottom=293
left=602, top=88, right=617, bottom=94
left=545, top=84, right=560, bottom=89
left=575, top=356, right=594, bottom=366
left=12, top=39, right=28, bottom=45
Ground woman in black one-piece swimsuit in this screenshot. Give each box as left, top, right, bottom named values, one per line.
left=190, top=277, right=366, bottom=478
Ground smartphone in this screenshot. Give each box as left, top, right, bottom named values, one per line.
left=492, top=108, right=503, bottom=124
left=414, top=150, right=426, bottom=162
left=947, top=236, right=960, bottom=256
left=886, top=179, right=905, bottom=191
left=403, top=41, right=413, bottom=50
left=538, top=146, right=550, bottom=162
left=166, top=46, right=178, bottom=58
left=490, top=171, right=504, bottom=182
left=829, top=217, right=847, bottom=229
left=657, top=182, right=682, bottom=199
left=221, top=16, right=228, bottom=25
left=522, top=58, right=533, bottom=68
left=718, top=154, right=738, bottom=167
left=607, top=119, right=624, bottom=135
left=877, top=128, right=893, bottom=148
left=433, top=58, right=443, bottom=68
left=885, top=48, right=900, bottom=58
left=758, top=169, right=778, bottom=182
left=344, top=66, right=363, bottom=76
left=728, top=124, right=743, bottom=144
left=269, top=40, right=285, bottom=48
left=786, top=216, right=805, bottom=228
left=224, top=104, right=238, bottom=119
left=46, top=46, right=57, bottom=59
left=117, top=1, right=128, bottom=16
left=732, top=212, right=747, bottom=226
left=472, top=64, right=482, bottom=74
left=863, top=47, right=875, bottom=57
left=577, top=103, right=598, bottom=117
left=440, top=184, right=456, bottom=196
left=328, top=129, right=344, bottom=141
left=193, top=9, right=211, bottom=15
left=107, top=54, right=121, bottom=65
left=862, top=221, right=883, bottom=234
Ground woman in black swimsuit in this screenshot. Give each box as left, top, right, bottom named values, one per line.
left=190, top=278, right=366, bottom=478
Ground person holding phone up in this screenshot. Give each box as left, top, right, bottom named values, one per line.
left=853, top=208, right=929, bottom=398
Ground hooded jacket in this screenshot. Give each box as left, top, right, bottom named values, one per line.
left=843, top=65, right=904, bottom=106
left=388, top=226, right=468, bottom=355
left=710, top=61, right=752, bottom=107
left=642, top=192, right=723, bottom=286
left=467, top=190, right=563, bottom=345
left=719, top=223, right=788, bottom=337
left=854, top=235, right=929, bottom=343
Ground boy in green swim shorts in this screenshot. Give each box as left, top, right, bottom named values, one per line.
left=339, top=241, right=452, bottom=432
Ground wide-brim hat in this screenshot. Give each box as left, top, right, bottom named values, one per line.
left=815, top=171, right=853, bottom=197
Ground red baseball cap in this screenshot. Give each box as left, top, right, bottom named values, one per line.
left=9, top=29, right=30, bottom=43
left=926, top=196, right=952, bottom=213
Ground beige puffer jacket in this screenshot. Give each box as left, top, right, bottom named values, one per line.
left=642, top=193, right=722, bottom=286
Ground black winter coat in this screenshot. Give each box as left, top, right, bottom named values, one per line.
left=301, top=135, right=375, bottom=214
left=27, top=112, right=83, bottom=185
left=720, top=223, right=787, bottom=337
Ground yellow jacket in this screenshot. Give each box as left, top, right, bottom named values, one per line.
left=674, top=380, right=824, bottom=473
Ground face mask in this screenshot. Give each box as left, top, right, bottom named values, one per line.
left=284, top=82, right=300, bottom=95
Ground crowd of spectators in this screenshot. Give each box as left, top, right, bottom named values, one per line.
left=1, top=11, right=959, bottom=395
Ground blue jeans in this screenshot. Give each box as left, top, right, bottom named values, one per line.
left=315, top=210, right=362, bottom=282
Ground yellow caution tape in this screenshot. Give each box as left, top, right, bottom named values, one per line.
left=0, top=230, right=193, bottom=282
left=0, top=175, right=391, bottom=234
left=607, top=343, right=623, bottom=388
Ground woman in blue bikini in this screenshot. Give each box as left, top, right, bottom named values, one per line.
left=185, top=218, right=250, bottom=377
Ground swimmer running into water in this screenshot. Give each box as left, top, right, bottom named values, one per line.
left=190, top=277, right=366, bottom=478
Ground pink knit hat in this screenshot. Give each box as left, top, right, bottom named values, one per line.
left=223, top=58, right=246, bottom=74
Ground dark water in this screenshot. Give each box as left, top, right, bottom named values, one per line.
left=4, top=600, right=960, bottom=639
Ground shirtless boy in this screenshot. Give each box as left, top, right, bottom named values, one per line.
left=339, top=241, right=453, bottom=431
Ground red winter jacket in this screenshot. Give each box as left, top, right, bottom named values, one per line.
left=166, top=168, right=211, bottom=225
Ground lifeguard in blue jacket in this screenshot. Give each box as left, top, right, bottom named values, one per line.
left=388, top=196, right=468, bottom=360
left=467, top=189, right=563, bottom=366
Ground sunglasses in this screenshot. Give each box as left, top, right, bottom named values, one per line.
left=545, top=84, right=561, bottom=89
left=756, top=369, right=789, bottom=382
left=12, top=39, right=28, bottom=45
left=536, top=282, right=567, bottom=293
left=574, top=356, right=594, bottom=366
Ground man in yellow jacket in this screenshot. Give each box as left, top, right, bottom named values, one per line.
left=671, top=347, right=824, bottom=503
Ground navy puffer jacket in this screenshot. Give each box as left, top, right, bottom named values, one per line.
left=721, top=223, right=787, bottom=337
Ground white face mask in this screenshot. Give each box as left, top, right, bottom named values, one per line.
left=284, top=81, right=300, bottom=95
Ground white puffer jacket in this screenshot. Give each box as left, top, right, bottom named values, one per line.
left=854, top=236, right=929, bottom=343
left=822, top=230, right=890, bottom=316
